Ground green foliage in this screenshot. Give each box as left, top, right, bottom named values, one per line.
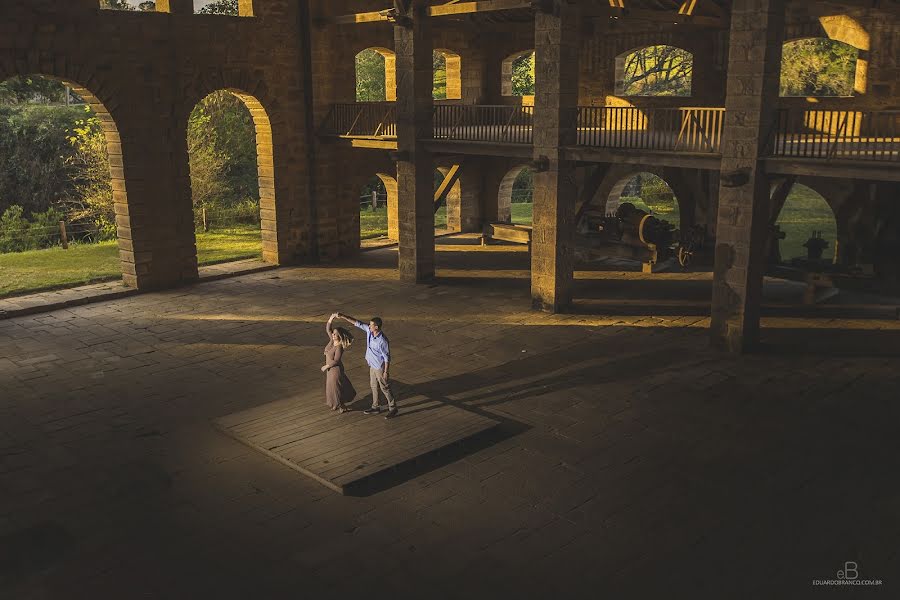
left=0, top=104, right=84, bottom=216
left=65, top=107, right=117, bottom=241
left=188, top=90, right=259, bottom=215
left=0, top=205, right=64, bottom=253
left=433, top=51, right=447, bottom=100
left=775, top=184, right=837, bottom=260
left=0, top=225, right=261, bottom=298
left=356, top=49, right=387, bottom=102
left=780, top=39, right=857, bottom=97
left=511, top=52, right=535, bottom=97
left=101, top=0, right=155, bottom=10
left=622, top=45, right=692, bottom=97
left=619, top=173, right=679, bottom=226
left=511, top=168, right=533, bottom=203
left=197, top=0, right=239, bottom=15
left=0, top=76, right=68, bottom=105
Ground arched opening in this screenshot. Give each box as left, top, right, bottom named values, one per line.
left=187, top=90, right=270, bottom=266
left=0, top=74, right=135, bottom=297
left=605, top=173, right=680, bottom=228
left=355, top=48, right=397, bottom=102
left=502, top=50, right=535, bottom=98
left=497, top=166, right=534, bottom=226
left=774, top=184, right=837, bottom=262
left=780, top=38, right=859, bottom=97
left=433, top=49, right=462, bottom=100
left=615, top=45, right=693, bottom=97
left=99, top=0, right=160, bottom=10
left=360, top=174, right=397, bottom=243
left=194, top=0, right=253, bottom=16
left=434, top=167, right=461, bottom=233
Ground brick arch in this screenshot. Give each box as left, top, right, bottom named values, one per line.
left=434, top=48, right=462, bottom=101
left=615, top=44, right=694, bottom=97
left=376, top=172, right=399, bottom=241
left=498, top=164, right=531, bottom=224
left=501, top=49, right=534, bottom=98
left=593, top=167, right=687, bottom=227
left=187, top=88, right=278, bottom=263
left=784, top=15, right=870, bottom=95
left=435, top=165, right=462, bottom=232
left=355, top=47, right=397, bottom=102
left=0, top=72, right=144, bottom=286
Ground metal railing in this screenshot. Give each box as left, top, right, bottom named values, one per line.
left=576, top=106, right=725, bottom=153
left=770, top=109, right=900, bottom=162
left=433, top=104, right=534, bottom=144
left=323, top=102, right=396, bottom=137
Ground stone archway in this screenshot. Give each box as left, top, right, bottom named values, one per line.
left=187, top=88, right=277, bottom=264
left=355, top=47, right=397, bottom=102
left=0, top=73, right=143, bottom=287
left=434, top=48, right=462, bottom=100
left=376, top=172, right=399, bottom=241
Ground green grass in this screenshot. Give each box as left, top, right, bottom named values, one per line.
left=775, top=184, right=837, bottom=260
left=359, top=206, right=448, bottom=240
left=511, top=202, right=533, bottom=225
left=0, top=225, right=262, bottom=299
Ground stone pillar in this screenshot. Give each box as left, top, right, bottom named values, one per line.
left=710, top=0, right=786, bottom=353
left=531, top=5, right=580, bottom=312
left=394, top=0, right=435, bottom=282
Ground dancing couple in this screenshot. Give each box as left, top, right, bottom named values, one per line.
left=322, top=312, right=398, bottom=419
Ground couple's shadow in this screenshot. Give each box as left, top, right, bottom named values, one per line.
left=338, top=378, right=530, bottom=496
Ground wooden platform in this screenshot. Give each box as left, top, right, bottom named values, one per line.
left=214, top=394, right=500, bottom=494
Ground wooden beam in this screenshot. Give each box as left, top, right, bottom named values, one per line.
left=678, top=0, right=698, bottom=16
left=434, top=163, right=462, bottom=211
left=596, top=6, right=725, bottom=27
left=319, top=0, right=532, bottom=25
left=429, top=0, right=532, bottom=17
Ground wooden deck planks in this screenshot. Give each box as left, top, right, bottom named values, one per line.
left=214, top=394, right=500, bottom=494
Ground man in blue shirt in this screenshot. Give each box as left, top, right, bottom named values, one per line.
left=335, top=312, right=397, bottom=419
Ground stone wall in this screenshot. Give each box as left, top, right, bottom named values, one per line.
left=2, top=0, right=313, bottom=290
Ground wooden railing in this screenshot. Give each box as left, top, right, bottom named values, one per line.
left=770, top=109, right=900, bottom=162
left=576, top=106, right=725, bottom=153
left=433, top=104, right=534, bottom=144
left=323, top=102, right=396, bottom=137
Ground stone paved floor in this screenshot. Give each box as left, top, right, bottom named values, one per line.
left=2, top=238, right=900, bottom=599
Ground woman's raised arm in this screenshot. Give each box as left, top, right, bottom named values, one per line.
left=326, top=313, right=336, bottom=337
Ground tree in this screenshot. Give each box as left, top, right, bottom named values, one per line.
left=198, top=0, right=239, bottom=15
left=0, top=76, right=67, bottom=105
left=433, top=51, right=447, bottom=100
left=187, top=91, right=258, bottom=216
left=511, top=52, right=535, bottom=96
left=622, top=45, right=692, bottom=97
left=355, top=49, right=387, bottom=102
left=64, top=109, right=117, bottom=240
left=780, top=39, right=857, bottom=97
left=101, top=0, right=136, bottom=9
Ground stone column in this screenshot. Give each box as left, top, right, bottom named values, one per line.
left=531, top=4, right=580, bottom=312
left=710, top=0, right=786, bottom=353
left=394, top=0, right=435, bottom=282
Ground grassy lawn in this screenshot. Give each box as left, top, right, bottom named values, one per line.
left=359, top=206, right=448, bottom=240
left=0, top=225, right=262, bottom=299
left=511, top=202, right=533, bottom=225
left=775, top=185, right=837, bottom=260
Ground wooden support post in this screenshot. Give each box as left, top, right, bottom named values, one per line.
left=59, top=220, right=68, bottom=250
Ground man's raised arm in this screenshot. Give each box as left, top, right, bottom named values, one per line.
left=337, top=312, right=368, bottom=332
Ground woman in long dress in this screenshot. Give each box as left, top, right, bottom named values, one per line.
left=322, top=313, right=356, bottom=413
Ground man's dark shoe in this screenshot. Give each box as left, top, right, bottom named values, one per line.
left=363, top=407, right=381, bottom=415
left=384, top=408, right=398, bottom=419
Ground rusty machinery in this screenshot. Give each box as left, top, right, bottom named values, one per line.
left=580, top=202, right=707, bottom=272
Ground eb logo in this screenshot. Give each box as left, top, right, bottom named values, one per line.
left=838, top=562, right=858, bottom=580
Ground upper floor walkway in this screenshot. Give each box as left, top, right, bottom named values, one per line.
left=321, top=102, right=900, bottom=181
